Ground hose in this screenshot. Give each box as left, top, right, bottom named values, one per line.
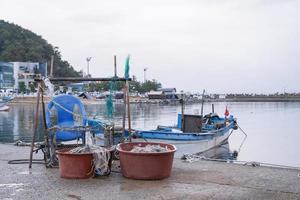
left=8, top=159, right=45, bottom=165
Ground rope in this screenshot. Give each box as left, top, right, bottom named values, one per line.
left=236, top=123, right=247, bottom=153
left=182, top=154, right=300, bottom=171
left=8, top=159, right=45, bottom=165
left=50, top=100, right=82, bottom=119
left=69, top=145, right=111, bottom=176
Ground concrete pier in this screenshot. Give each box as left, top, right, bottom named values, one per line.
left=0, top=144, right=299, bottom=200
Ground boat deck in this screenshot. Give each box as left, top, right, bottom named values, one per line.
left=0, top=144, right=299, bottom=200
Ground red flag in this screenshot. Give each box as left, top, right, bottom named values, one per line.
left=224, top=106, right=229, bottom=117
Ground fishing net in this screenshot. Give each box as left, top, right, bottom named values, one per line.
left=124, top=55, right=130, bottom=80
left=130, top=144, right=171, bottom=153
left=68, top=131, right=111, bottom=176
left=106, top=91, right=114, bottom=119
left=106, top=55, right=130, bottom=120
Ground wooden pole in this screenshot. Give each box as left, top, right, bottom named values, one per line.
left=125, top=81, right=132, bottom=141
left=41, top=87, right=50, bottom=163
left=122, top=85, right=126, bottom=140
left=29, top=82, right=41, bottom=168
left=34, top=77, right=131, bottom=82
left=41, top=87, right=47, bottom=129
left=50, top=55, right=54, bottom=77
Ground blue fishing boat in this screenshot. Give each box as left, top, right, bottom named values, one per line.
left=45, top=95, right=237, bottom=155
left=133, top=112, right=237, bottom=154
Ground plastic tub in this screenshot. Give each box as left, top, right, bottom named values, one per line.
left=56, top=149, right=93, bottom=179
left=116, top=142, right=176, bottom=180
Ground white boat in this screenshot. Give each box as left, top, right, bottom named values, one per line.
left=0, top=105, right=10, bottom=111
left=0, top=96, right=13, bottom=111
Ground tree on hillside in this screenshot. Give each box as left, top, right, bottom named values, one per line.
left=140, top=79, right=161, bottom=93
left=0, top=20, right=80, bottom=77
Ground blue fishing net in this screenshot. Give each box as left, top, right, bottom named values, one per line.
left=106, top=55, right=130, bottom=119
left=106, top=80, right=116, bottom=119
left=124, top=55, right=130, bottom=80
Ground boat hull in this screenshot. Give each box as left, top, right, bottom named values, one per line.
left=134, top=123, right=234, bottom=157
left=137, top=130, right=230, bottom=152
left=0, top=105, right=10, bottom=111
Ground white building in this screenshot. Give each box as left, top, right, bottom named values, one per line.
left=11, top=62, right=47, bottom=91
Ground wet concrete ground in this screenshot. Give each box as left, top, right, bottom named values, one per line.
left=0, top=144, right=299, bottom=200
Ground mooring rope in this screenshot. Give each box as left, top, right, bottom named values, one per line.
left=236, top=123, right=247, bottom=153
left=182, top=154, right=300, bottom=171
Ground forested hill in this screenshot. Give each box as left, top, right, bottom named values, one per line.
left=0, top=20, right=80, bottom=77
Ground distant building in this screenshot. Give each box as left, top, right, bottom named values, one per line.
left=0, top=62, right=14, bottom=90
left=219, top=94, right=226, bottom=99
left=67, top=83, right=85, bottom=92
left=115, top=92, right=124, bottom=99
left=157, top=88, right=178, bottom=99
left=148, top=88, right=178, bottom=100
left=11, top=62, right=47, bottom=91
left=148, top=91, right=165, bottom=99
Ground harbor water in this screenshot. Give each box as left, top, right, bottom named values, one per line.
left=0, top=102, right=299, bottom=167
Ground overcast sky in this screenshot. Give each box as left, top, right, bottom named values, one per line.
left=1, top=0, right=299, bottom=93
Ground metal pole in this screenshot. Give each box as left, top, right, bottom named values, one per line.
left=87, top=62, right=89, bottom=77
left=29, top=82, right=41, bottom=168
left=50, top=55, right=54, bottom=77
left=86, top=57, right=92, bottom=77
left=212, top=104, right=215, bottom=113
left=143, top=68, right=148, bottom=83
left=200, top=89, right=205, bottom=117
left=114, top=55, right=117, bottom=77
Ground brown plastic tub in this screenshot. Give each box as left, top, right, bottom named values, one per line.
left=56, top=149, right=93, bottom=179
left=116, top=142, right=176, bottom=180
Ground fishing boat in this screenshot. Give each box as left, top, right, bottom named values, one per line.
left=44, top=93, right=237, bottom=156
left=132, top=112, right=238, bottom=155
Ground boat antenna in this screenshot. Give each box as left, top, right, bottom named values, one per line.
left=200, top=89, right=205, bottom=117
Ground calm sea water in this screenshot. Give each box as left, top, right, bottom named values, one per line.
left=0, top=102, right=299, bottom=167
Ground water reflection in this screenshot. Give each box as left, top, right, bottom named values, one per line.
left=0, top=102, right=299, bottom=167
left=196, top=142, right=238, bottom=160
left=0, top=104, right=44, bottom=143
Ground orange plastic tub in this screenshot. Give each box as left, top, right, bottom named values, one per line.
left=56, top=149, right=93, bottom=179
left=117, top=142, right=176, bottom=180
